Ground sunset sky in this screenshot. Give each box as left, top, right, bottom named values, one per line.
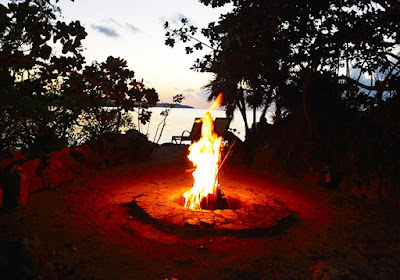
left=53, top=0, right=233, bottom=108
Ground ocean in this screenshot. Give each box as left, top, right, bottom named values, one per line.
left=131, top=107, right=270, bottom=144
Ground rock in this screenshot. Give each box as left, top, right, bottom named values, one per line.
left=1, top=169, right=28, bottom=207
left=85, top=130, right=152, bottom=166
left=184, top=218, right=200, bottom=228
left=162, top=213, right=185, bottom=226
left=103, top=134, right=125, bottom=164
left=86, top=140, right=107, bottom=169
left=222, top=223, right=253, bottom=230
left=125, top=129, right=152, bottom=161
left=132, top=187, right=292, bottom=232
left=243, top=209, right=276, bottom=228
left=18, top=159, right=43, bottom=193
left=214, top=209, right=240, bottom=224
left=234, top=205, right=282, bottom=228
left=70, top=144, right=91, bottom=159
left=70, top=144, right=93, bottom=172
left=199, top=217, right=216, bottom=228
left=39, top=148, right=78, bottom=188
left=234, top=208, right=250, bottom=220
left=0, top=151, right=26, bottom=170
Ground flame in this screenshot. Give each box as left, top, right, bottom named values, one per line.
left=183, top=93, right=223, bottom=210
left=208, top=92, right=223, bottom=111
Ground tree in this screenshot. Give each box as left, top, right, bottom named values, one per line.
left=164, top=0, right=400, bottom=138
left=0, top=0, right=158, bottom=153
left=152, top=94, right=185, bottom=144
left=70, top=56, right=158, bottom=144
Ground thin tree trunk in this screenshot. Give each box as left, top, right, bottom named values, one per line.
left=260, top=90, right=273, bottom=122
left=253, top=106, right=256, bottom=128
left=237, top=87, right=250, bottom=137
left=302, top=67, right=318, bottom=137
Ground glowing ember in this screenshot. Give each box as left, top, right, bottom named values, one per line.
left=183, top=93, right=224, bottom=210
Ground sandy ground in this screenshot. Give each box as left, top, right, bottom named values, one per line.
left=1, top=145, right=399, bottom=280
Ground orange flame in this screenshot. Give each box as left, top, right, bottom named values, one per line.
left=208, top=92, right=223, bottom=111
left=183, top=93, right=223, bottom=210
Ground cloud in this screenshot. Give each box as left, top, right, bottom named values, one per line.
left=196, top=89, right=209, bottom=97
left=184, top=88, right=195, bottom=92
left=161, top=13, right=192, bottom=26
left=91, top=24, right=119, bottom=38
left=104, top=18, right=121, bottom=26
left=92, top=19, right=141, bottom=38
left=126, top=23, right=140, bottom=33
left=175, top=13, right=192, bottom=25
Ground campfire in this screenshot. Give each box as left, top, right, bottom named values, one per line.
left=183, top=93, right=228, bottom=210
left=130, top=93, right=292, bottom=232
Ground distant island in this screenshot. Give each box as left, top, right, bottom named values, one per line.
left=156, top=103, right=194, bottom=109
left=102, top=101, right=194, bottom=108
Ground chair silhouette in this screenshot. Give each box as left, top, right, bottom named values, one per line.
left=172, top=118, right=202, bottom=144
left=214, top=117, right=233, bottom=145
left=214, top=117, right=232, bottom=136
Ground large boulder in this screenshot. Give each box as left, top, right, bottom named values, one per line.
left=104, top=133, right=129, bottom=164
left=39, top=148, right=80, bottom=188
left=125, top=129, right=152, bottom=161
left=0, top=151, right=26, bottom=170
left=0, top=131, right=152, bottom=208
left=18, top=159, right=44, bottom=193
left=85, top=140, right=108, bottom=169
left=86, top=130, right=152, bottom=166
left=70, top=144, right=95, bottom=172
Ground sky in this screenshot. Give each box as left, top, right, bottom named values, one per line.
left=51, top=0, right=233, bottom=108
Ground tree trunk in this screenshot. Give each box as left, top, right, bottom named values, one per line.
left=237, top=87, right=250, bottom=137
left=253, top=106, right=256, bottom=128
left=260, top=91, right=273, bottom=123
left=302, top=68, right=318, bottom=137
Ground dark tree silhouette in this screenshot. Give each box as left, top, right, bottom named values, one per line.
left=0, top=0, right=158, bottom=153
left=164, top=0, right=400, bottom=137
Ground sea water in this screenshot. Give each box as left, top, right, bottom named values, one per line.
left=131, top=107, right=270, bottom=144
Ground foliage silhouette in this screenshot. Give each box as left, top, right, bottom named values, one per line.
left=164, top=0, right=400, bottom=137
left=0, top=0, right=158, bottom=154
left=164, top=0, right=400, bottom=206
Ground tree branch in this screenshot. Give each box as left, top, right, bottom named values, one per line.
left=338, top=75, right=378, bottom=90
left=0, top=54, right=121, bottom=98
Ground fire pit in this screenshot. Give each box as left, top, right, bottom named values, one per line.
left=131, top=185, right=292, bottom=231
left=131, top=93, right=292, bottom=232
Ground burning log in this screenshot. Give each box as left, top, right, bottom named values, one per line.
left=200, top=186, right=228, bottom=210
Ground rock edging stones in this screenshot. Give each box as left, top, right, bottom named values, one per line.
left=131, top=187, right=292, bottom=232
left=0, top=130, right=151, bottom=208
